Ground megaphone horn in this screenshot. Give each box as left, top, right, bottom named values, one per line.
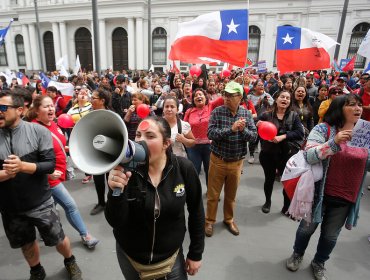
left=69, top=110, right=148, bottom=196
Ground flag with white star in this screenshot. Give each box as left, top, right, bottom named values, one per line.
left=169, top=10, right=248, bottom=67
left=276, top=26, right=338, bottom=73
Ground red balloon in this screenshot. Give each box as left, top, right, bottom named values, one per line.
left=57, top=114, right=74, bottom=128
left=136, top=104, right=150, bottom=119
left=258, top=121, right=277, bottom=141
left=189, top=66, right=202, bottom=77
left=221, top=69, right=231, bottom=78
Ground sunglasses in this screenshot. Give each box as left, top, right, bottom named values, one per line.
left=0, top=104, right=18, bottom=112
left=75, top=88, right=81, bottom=91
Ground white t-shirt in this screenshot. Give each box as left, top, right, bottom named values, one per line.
left=170, top=120, right=191, bottom=158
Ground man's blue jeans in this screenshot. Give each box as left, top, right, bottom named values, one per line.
left=187, top=144, right=210, bottom=187
left=292, top=196, right=351, bottom=264
left=51, top=182, right=88, bottom=237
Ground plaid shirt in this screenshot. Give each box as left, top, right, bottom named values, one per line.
left=208, top=105, right=257, bottom=159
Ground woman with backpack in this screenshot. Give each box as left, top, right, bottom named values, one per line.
left=163, top=96, right=195, bottom=158
left=256, top=90, right=304, bottom=215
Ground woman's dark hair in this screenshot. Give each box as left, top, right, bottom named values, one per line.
left=252, top=79, right=264, bottom=88
left=92, top=88, right=113, bottom=110
left=138, top=116, right=172, bottom=156
left=163, top=95, right=180, bottom=109
left=271, top=90, right=292, bottom=114
left=26, top=95, right=52, bottom=121
left=292, top=86, right=313, bottom=112
left=46, top=86, right=57, bottom=93
left=323, top=94, right=363, bottom=128
left=191, top=88, right=209, bottom=107
left=318, top=84, right=329, bottom=92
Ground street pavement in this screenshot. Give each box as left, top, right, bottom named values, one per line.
left=1, top=157, right=370, bottom=280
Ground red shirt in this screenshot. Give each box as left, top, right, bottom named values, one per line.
left=184, top=97, right=224, bottom=144
left=325, top=144, right=368, bottom=203
left=53, top=95, right=67, bottom=117
left=361, top=88, right=370, bottom=121
left=32, top=120, right=67, bottom=187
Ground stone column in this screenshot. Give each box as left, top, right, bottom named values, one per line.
left=59, top=22, right=68, bottom=60
left=262, top=15, right=276, bottom=69
left=128, top=17, right=135, bottom=70
left=135, top=17, right=143, bottom=70
left=21, top=24, right=33, bottom=69
left=168, top=17, right=179, bottom=67
left=52, top=22, right=61, bottom=64
left=28, top=23, right=40, bottom=70
left=5, top=32, right=16, bottom=69
left=99, top=19, right=107, bottom=70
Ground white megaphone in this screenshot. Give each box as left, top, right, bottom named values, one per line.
left=69, top=110, right=148, bottom=196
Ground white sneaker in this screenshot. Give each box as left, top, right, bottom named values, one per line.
left=367, top=185, right=370, bottom=191
left=248, top=156, right=255, bottom=164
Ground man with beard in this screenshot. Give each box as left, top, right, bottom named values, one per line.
left=0, top=91, right=82, bottom=280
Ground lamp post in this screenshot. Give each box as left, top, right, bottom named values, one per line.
left=148, top=0, right=151, bottom=68
left=34, top=0, right=45, bottom=71
left=92, top=0, right=101, bottom=74
left=334, top=0, right=349, bottom=60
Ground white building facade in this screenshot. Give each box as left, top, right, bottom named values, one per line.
left=0, top=0, right=369, bottom=73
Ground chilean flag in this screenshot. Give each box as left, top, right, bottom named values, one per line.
left=169, top=10, right=248, bottom=67
left=40, top=72, right=74, bottom=102
left=16, top=72, right=30, bottom=86
left=276, top=26, right=338, bottom=73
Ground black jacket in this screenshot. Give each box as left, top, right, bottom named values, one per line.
left=105, top=154, right=205, bottom=264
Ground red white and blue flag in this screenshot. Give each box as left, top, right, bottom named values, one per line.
left=169, top=10, right=249, bottom=67
left=276, top=26, right=338, bottom=73
left=16, top=72, right=30, bottom=86
left=40, top=72, right=74, bottom=101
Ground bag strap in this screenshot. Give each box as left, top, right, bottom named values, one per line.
left=176, top=117, right=182, bottom=134
left=323, top=122, right=330, bottom=140
left=51, top=132, right=67, bottom=161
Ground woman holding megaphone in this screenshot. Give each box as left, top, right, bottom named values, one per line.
left=105, top=116, right=205, bottom=280
left=256, top=90, right=304, bottom=215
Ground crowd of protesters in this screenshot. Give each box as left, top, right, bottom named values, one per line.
left=0, top=65, right=370, bottom=280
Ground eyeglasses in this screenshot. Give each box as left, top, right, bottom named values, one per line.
left=0, top=104, right=18, bottom=112
left=223, top=93, right=240, bottom=98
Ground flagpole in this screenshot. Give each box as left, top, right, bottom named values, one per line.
left=334, top=0, right=349, bottom=61
left=34, top=0, right=45, bottom=71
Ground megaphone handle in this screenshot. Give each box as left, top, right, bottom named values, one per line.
left=112, top=188, right=122, bottom=196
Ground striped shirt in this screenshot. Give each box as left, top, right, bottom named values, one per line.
left=67, top=102, right=93, bottom=124
left=208, top=105, right=257, bottom=159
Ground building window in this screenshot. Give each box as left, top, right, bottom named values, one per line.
left=43, top=31, right=56, bottom=72
left=15, top=34, right=26, bottom=66
left=249, top=25, right=261, bottom=64
left=347, top=22, right=370, bottom=69
left=0, top=44, right=8, bottom=66
left=152, top=27, right=167, bottom=65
